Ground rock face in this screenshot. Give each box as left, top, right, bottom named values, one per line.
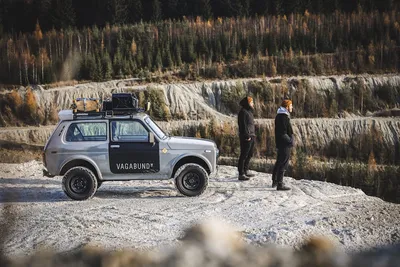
left=293, top=74, right=400, bottom=94
left=1, top=74, right=400, bottom=162
left=256, top=117, right=400, bottom=158
left=2, top=74, right=400, bottom=120
left=0, top=126, right=55, bottom=146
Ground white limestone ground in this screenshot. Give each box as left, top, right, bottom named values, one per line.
left=0, top=161, right=399, bottom=257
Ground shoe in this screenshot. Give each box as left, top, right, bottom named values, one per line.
left=271, top=181, right=277, bottom=188
left=245, top=170, right=255, bottom=177
left=277, top=183, right=291, bottom=191
left=238, top=174, right=250, bottom=181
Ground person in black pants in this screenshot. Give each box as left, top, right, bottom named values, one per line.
left=272, top=99, right=294, bottom=190
left=237, top=96, right=256, bottom=181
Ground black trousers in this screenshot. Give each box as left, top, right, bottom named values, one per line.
left=238, top=137, right=255, bottom=175
left=272, top=147, right=291, bottom=184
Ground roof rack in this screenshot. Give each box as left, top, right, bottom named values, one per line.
left=61, top=93, right=151, bottom=121
left=59, top=109, right=148, bottom=121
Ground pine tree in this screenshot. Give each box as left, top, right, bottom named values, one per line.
left=131, top=38, right=137, bottom=56
left=129, top=0, right=143, bottom=22
left=102, top=52, right=113, bottom=80
left=269, top=58, right=277, bottom=76
left=0, top=1, right=4, bottom=36
left=231, top=0, right=243, bottom=16
left=368, top=41, right=375, bottom=67
left=89, top=53, right=103, bottom=81
left=273, top=0, right=283, bottom=15
left=51, top=0, right=76, bottom=29
left=108, top=0, right=129, bottom=25
left=37, top=0, right=52, bottom=28
left=95, top=55, right=103, bottom=81
left=197, top=38, right=208, bottom=57
left=163, top=46, right=174, bottom=69
left=251, top=0, right=269, bottom=15
left=174, top=42, right=182, bottom=66
left=113, top=49, right=123, bottom=77
left=123, top=54, right=133, bottom=74
left=136, top=45, right=144, bottom=67
left=151, top=0, right=162, bottom=22
left=144, top=47, right=153, bottom=70
left=241, top=0, right=250, bottom=17
left=200, top=0, right=213, bottom=19
left=185, top=35, right=197, bottom=62
left=166, top=0, right=179, bottom=18
left=287, top=0, right=301, bottom=13
left=34, top=20, right=43, bottom=44
left=153, top=49, right=162, bottom=71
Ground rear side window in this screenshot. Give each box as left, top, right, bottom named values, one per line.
left=66, top=122, right=107, bottom=142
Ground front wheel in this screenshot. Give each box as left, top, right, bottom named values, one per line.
left=62, top=166, right=98, bottom=200
left=175, top=163, right=208, bottom=197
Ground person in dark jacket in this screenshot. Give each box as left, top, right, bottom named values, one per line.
left=237, top=96, right=256, bottom=181
left=272, top=99, right=294, bottom=190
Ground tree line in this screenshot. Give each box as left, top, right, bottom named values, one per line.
left=0, top=0, right=398, bottom=34
left=0, top=10, right=399, bottom=85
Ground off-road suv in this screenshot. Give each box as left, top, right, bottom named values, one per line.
left=43, top=96, right=218, bottom=200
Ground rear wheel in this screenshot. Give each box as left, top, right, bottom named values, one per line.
left=62, top=166, right=97, bottom=200
left=175, top=163, right=208, bottom=197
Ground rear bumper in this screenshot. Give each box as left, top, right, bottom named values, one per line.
left=43, top=168, right=55, bottom=178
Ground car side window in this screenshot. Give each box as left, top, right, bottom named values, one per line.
left=66, top=122, right=107, bottom=142
left=111, top=120, right=149, bottom=142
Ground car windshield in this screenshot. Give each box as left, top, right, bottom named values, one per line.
left=144, top=117, right=167, bottom=140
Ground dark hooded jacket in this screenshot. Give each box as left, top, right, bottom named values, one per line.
left=238, top=97, right=256, bottom=139
left=275, top=107, right=293, bottom=148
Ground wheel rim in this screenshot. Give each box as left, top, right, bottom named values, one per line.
left=70, top=176, right=89, bottom=194
left=182, top=172, right=201, bottom=191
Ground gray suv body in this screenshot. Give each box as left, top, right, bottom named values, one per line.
left=43, top=110, right=219, bottom=200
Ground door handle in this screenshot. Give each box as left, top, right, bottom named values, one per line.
left=110, top=145, right=120, bottom=148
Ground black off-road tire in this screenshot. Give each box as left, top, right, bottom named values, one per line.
left=175, top=163, right=208, bottom=197
left=62, top=166, right=98, bottom=200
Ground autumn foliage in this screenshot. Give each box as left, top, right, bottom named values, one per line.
left=0, top=10, right=399, bottom=85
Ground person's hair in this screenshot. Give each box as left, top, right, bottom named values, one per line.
left=281, top=99, right=292, bottom=108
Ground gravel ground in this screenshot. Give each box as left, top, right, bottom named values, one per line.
left=0, top=161, right=399, bottom=257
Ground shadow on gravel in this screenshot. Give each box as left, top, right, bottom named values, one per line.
left=0, top=186, right=180, bottom=203
left=0, top=187, right=67, bottom=203
left=0, top=178, right=60, bottom=186
left=208, top=186, right=277, bottom=191
left=95, top=187, right=181, bottom=199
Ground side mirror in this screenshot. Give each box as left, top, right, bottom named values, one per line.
left=145, top=102, right=151, bottom=112
left=149, top=132, right=155, bottom=144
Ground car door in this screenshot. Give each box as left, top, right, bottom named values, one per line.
left=109, top=119, right=160, bottom=176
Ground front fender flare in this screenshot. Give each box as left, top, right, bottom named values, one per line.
left=168, top=153, right=212, bottom=178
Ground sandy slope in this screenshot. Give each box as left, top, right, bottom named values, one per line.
left=0, top=161, right=399, bottom=257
